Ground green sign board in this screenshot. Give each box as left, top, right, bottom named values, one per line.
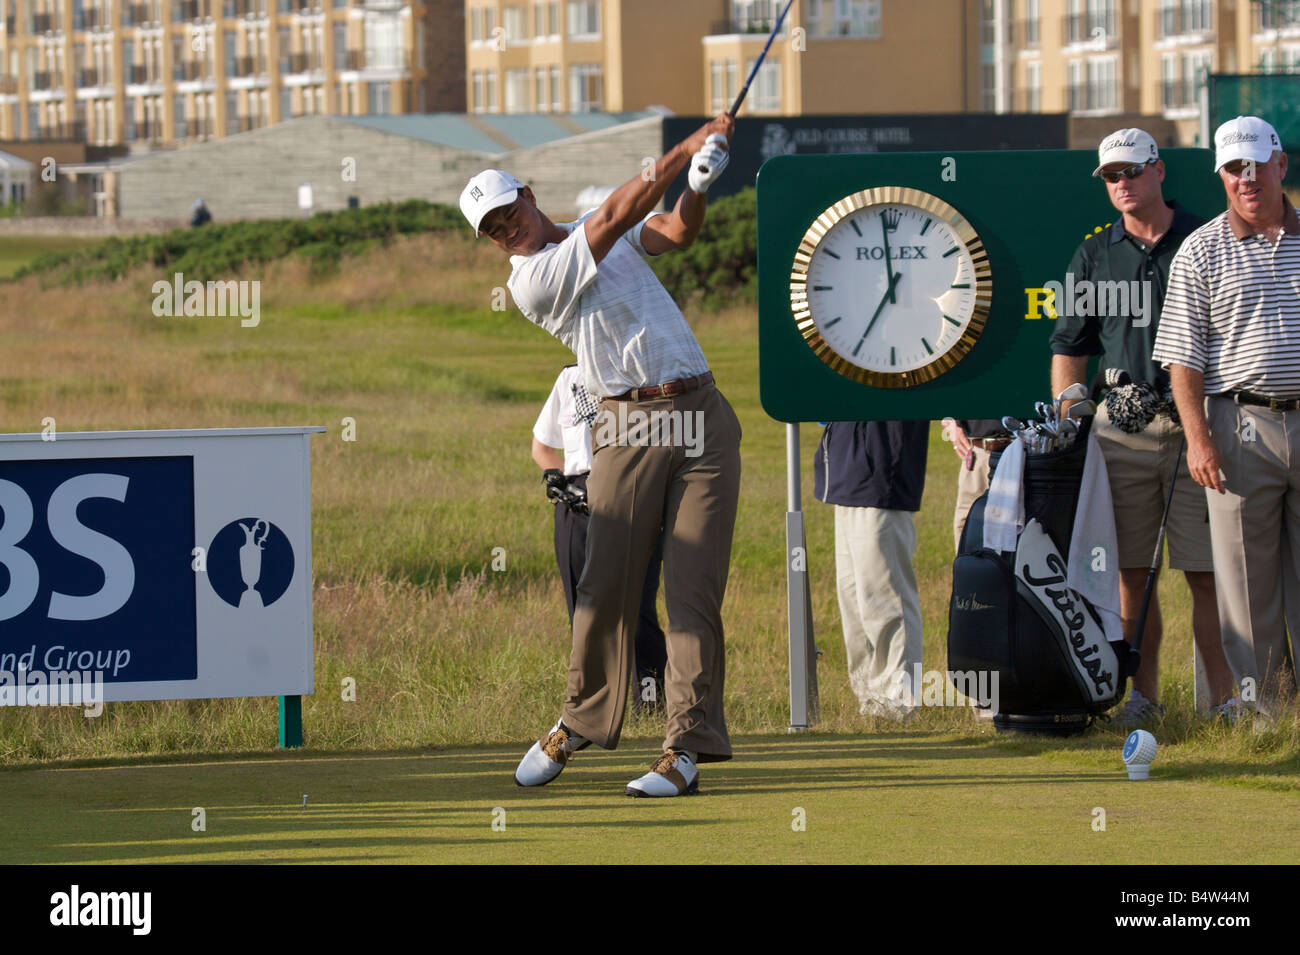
left=757, top=149, right=1223, bottom=422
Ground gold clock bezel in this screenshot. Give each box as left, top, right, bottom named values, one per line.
left=789, top=186, right=992, bottom=390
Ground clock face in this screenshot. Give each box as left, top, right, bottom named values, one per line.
left=789, top=187, right=992, bottom=388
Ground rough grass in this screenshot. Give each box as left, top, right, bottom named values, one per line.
left=0, top=226, right=1297, bottom=799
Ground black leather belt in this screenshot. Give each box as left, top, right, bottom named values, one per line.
left=1225, top=390, right=1300, bottom=411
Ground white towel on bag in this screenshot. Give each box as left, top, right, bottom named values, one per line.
left=982, top=437, right=1026, bottom=554
left=1066, top=429, right=1124, bottom=646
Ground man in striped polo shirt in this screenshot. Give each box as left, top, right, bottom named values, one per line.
left=1154, top=115, right=1300, bottom=720
left=460, top=114, right=742, bottom=796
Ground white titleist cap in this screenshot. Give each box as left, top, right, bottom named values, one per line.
left=1092, top=128, right=1159, bottom=176
left=1214, top=116, right=1282, bottom=171
left=460, top=169, right=524, bottom=235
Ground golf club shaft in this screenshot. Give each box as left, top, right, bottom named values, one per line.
left=1130, top=436, right=1185, bottom=660
left=730, top=0, right=795, bottom=116
left=696, top=0, right=795, bottom=175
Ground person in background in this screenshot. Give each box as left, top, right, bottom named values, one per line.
left=1050, top=127, right=1232, bottom=726
left=531, top=363, right=667, bottom=714
left=814, top=420, right=928, bottom=720
left=1154, top=115, right=1300, bottom=723
left=190, top=199, right=212, bottom=228
left=946, top=418, right=1013, bottom=552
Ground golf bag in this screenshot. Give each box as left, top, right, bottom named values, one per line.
left=947, top=415, right=1133, bottom=734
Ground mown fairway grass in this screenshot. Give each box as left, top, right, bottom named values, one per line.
left=0, top=227, right=1296, bottom=864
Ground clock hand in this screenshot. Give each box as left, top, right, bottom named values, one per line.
left=855, top=271, right=904, bottom=352
left=880, top=211, right=899, bottom=304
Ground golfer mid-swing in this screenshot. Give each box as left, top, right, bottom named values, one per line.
left=459, top=114, right=741, bottom=797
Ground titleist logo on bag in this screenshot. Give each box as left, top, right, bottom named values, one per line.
left=1015, top=520, right=1118, bottom=702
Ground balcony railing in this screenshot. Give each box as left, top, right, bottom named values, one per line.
left=1155, top=5, right=1213, bottom=39
left=1063, top=12, right=1116, bottom=46
left=3, top=15, right=13, bottom=32
left=1255, top=0, right=1300, bottom=30
left=76, top=68, right=102, bottom=86
left=345, top=48, right=363, bottom=69
left=130, top=3, right=149, bottom=23
left=708, top=18, right=780, bottom=35
left=1013, top=18, right=1040, bottom=49
left=71, top=120, right=87, bottom=140
left=32, top=69, right=52, bottom=89
left=1065, top=82, right=1118, bottom=112
left=179, top=59, right=202, bottom=79
left=1161, top=78, right=1202, bottom=109
left=180, top=0, right=200, bottom=19
left=32, top=12, right=53, bottom=32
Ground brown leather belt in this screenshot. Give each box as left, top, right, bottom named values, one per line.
left=1226, top=390, right=1300, bottom=411
left=607, top=371, right=714, bottom=402
left=972, top=437, right=1013, bottom=451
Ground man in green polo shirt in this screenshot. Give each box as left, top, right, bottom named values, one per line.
left=1049, top=128, right=1235, bottom=726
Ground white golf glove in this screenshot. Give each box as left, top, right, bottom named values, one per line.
left=688, top=133, right=730, bottom=194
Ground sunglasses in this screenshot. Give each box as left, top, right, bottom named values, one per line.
left=1220, top=159, right=1257, bottom=177
left=1099, top=162, right=1154, bottom=183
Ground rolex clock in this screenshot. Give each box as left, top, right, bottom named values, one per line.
left=789, top=186, right=992, bottom=389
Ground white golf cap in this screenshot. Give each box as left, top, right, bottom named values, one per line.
left=1214, top=115, right=1282, bottom=170
left=1092, top=128, right=1159, bottom=176
left=460, top=169, right=524, bottom=235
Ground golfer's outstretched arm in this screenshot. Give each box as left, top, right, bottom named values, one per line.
left=584, top=114, right=732, bottom=263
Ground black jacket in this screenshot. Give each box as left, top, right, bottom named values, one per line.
left=813, top=421, right=928, bottom=511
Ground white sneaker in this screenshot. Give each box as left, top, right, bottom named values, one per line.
left=625, top=750, right=699, bottom=797
left=514, top=719, right=588, bottom=787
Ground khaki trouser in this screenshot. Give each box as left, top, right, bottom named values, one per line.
left=1205, top=396, right=1300, bottom=712
left=954, top=445, right=993, bottom=552
left=834, top=505, right=923, bottom=710
left=563, top=383, right=742, bottom=761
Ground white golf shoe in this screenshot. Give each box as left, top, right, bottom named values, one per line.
left=514, top=720, right=589, bottom=787
left=625, top=750, right=699, bottom=798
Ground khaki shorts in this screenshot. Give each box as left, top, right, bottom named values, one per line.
left=1092, top=403, right=1214, bottom=572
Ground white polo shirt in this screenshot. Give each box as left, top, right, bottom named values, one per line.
left=1154, top=202, right=1300, bottom=397
left=533, top=365, right=592, bottom=476
left=507, top=211, right=710, bottom=399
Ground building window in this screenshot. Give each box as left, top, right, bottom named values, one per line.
left=1184, top=49, right=1211, bottom=103
left=485, top=68, right=497, bottom=112
left=568, top=62, right=600, bottom=110
left=709, top=59, right=724, bottom=113
left=174, top=94, right=187, bottom=139
left=471, top=69, right=483, bottom=111
left=367, top=79, right=389, bottom=113
left=535, top=66, right=547, bottom=110
left=503, top=5, right=525, bottom=41
left=1160, top=52, right=1177, bottom=106
left=1024, top=0, right=1039, bottom=47
left=225, top=29, right=237, bottom=76
left=1183, top=0, right=1211, bottom=34
left=125, top=98, right=137, bottom=139
left=1067, top=59, right=1082, bottom=110
left=334, top=22, right=346, bottom=68
left=550, top=64, right=561, bottom=110
left=281, top=84, right=292, bottom=118
left=566, top=1, right=597, bottom=38
left=547, top=1, right=558, bottom=35
left=364, top=12, right=403, bottom=69
left=505, top=67, right=528, bottom=112
left=1085, top=56, right=1116, bottom=110
left=470, top=6, right=482, bottom=42
left=745, top=56, right=779, bottom=111
left=534, top=2, right=545, bottom=37
left=1025, top=59, right=1041, bottom=111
